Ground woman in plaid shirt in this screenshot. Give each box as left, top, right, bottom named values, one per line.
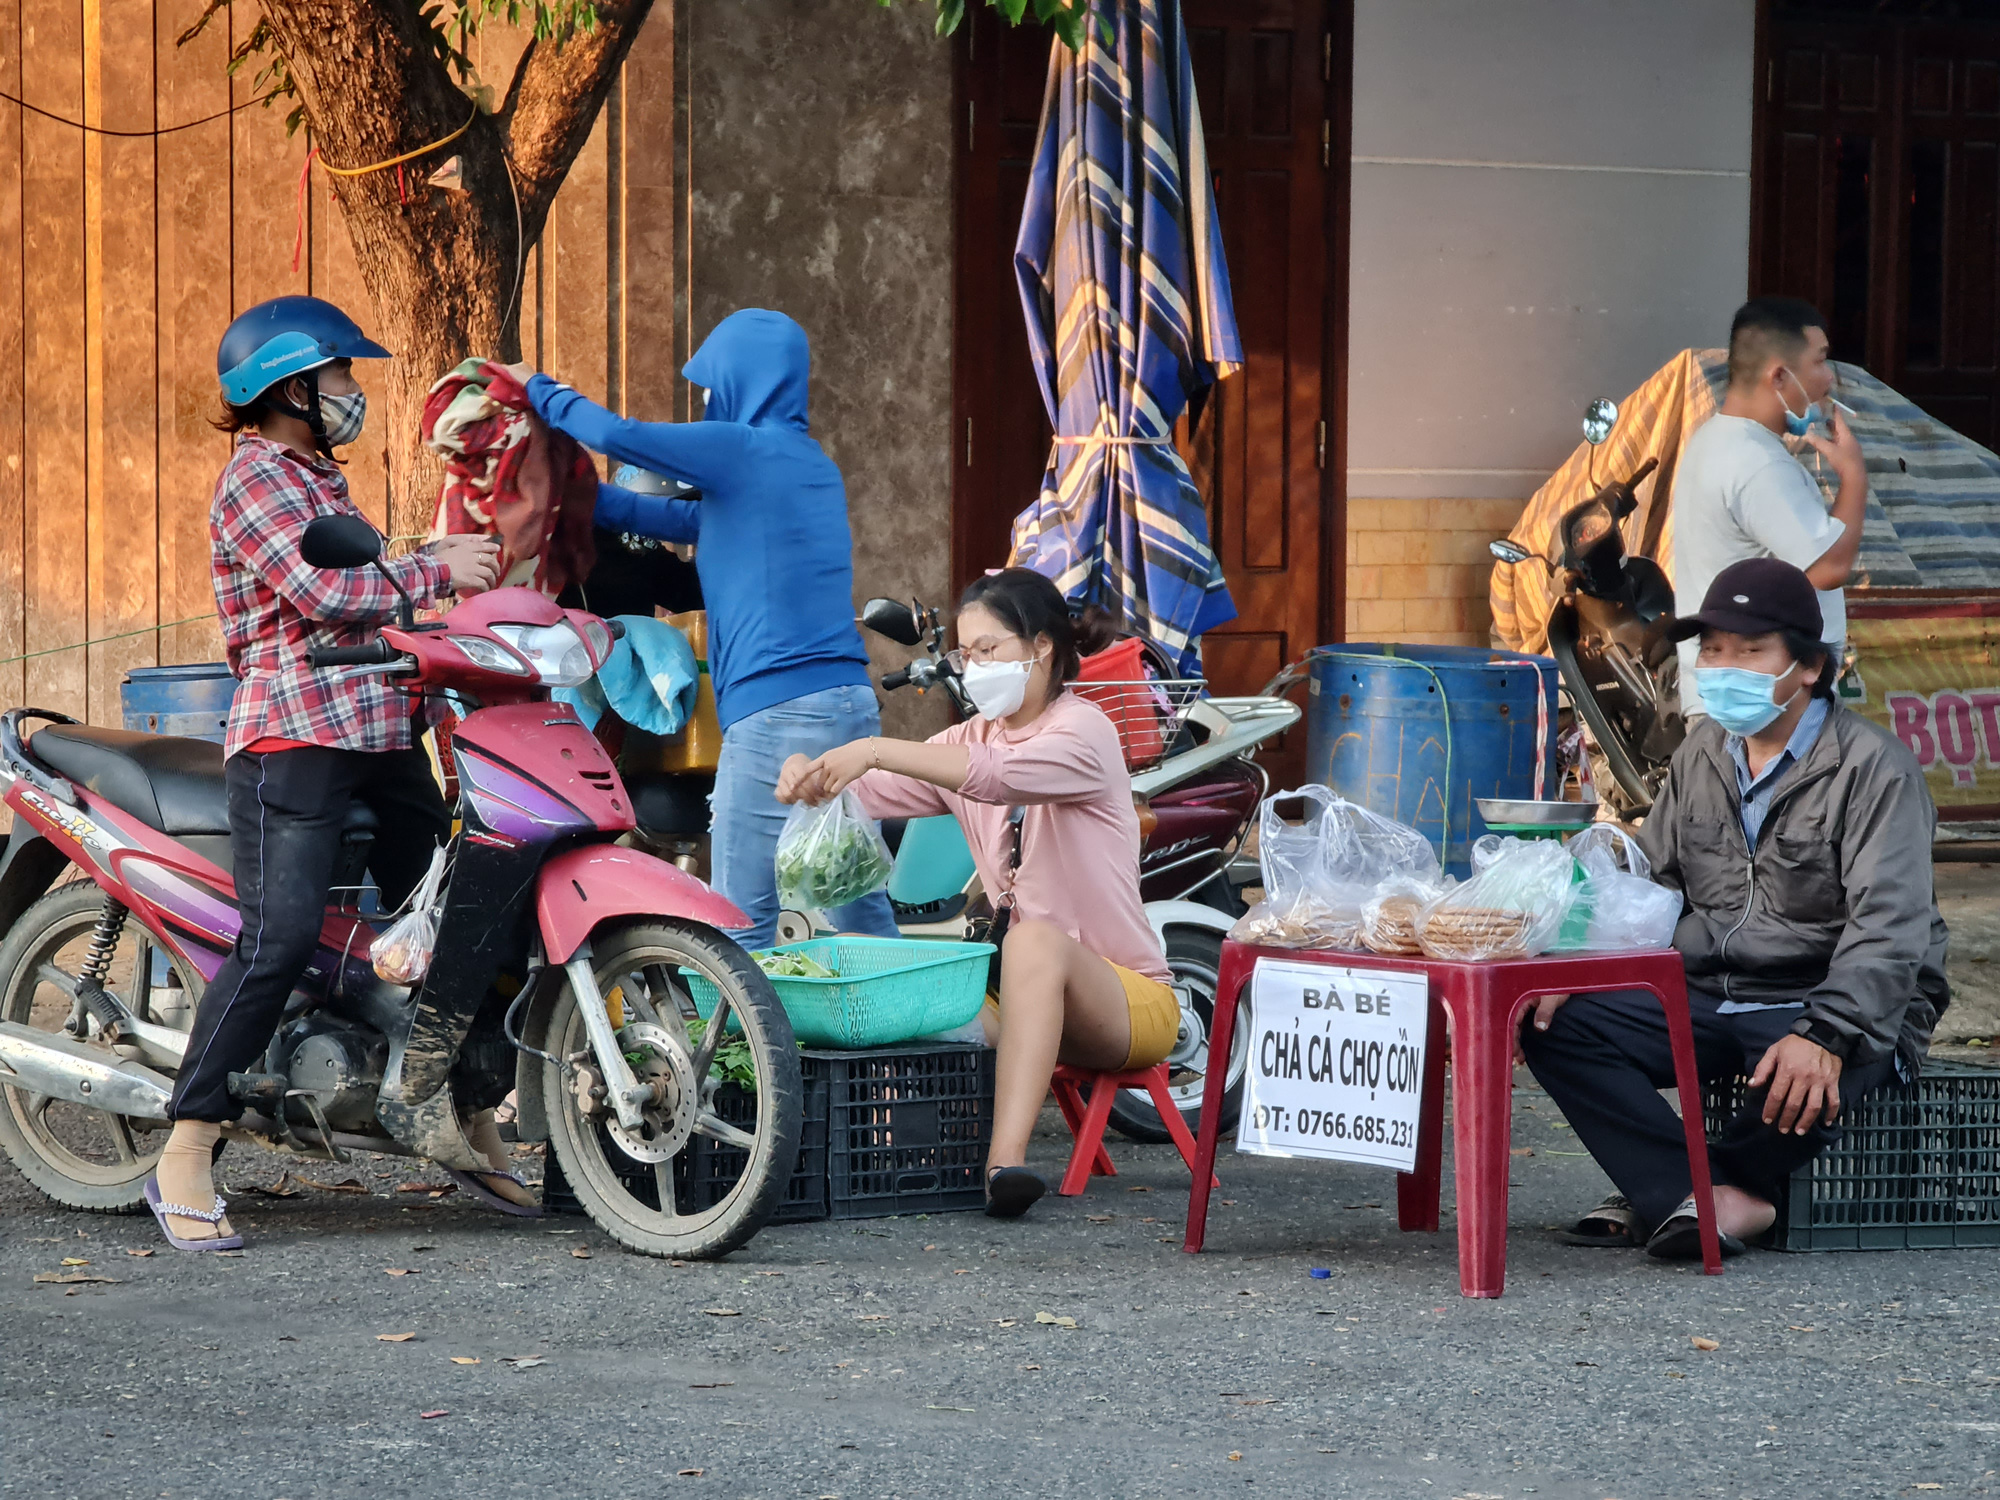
left=148, top=297, right=502, bottom=1252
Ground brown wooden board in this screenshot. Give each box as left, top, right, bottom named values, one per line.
left=86, top=0, right=161, bottom=729
left=155, top=0, right=231, bottom=674
left=0, top=0, right=24, bottom=715
left=23, top=0, right=87, bottom=721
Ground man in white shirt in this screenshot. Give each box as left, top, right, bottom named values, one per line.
left=1673, top=297, right=1868, bottom=717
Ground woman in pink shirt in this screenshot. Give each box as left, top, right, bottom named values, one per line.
left=777, top=570, right=1176, bottom=1218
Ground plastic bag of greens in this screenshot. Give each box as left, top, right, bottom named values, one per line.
left=773, top=788, right=895, bottom=912
left=1557, top=824, right=1683, bottom=952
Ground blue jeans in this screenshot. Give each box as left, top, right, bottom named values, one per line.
left=709, top=684, right=900, bottom=950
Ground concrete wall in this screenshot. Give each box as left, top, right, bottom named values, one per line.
left=685, top=0, right=957, bottom=735
left=1344, top=0, right=1755, bottom=645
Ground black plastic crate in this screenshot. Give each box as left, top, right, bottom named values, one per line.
left=674, top=1069, right=831, bottom=1223
left=1703, top=1061, right=2000, bottom=1251
left=822, top=1043, right=996, bottom=1219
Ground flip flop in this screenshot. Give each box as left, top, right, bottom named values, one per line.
left=143, top=1177, right=245, bottom=1253
left=1556, top=1193, right=1643, bottom=1248
left=1645, top=1197, right=1747, bottom=1261
left=984, top=1166, right=1047, bottom=1220
left=444, top=1167, right=545, bottom=1218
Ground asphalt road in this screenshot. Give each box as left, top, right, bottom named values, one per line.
left=3, top=1079, right=1996, bottom=1500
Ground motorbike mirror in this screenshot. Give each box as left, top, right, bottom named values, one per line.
left=859, top=596, right=924, bottom=648
left=1582, top=397, right=1619, bottom=446
left=301, top=514, right=385, bottom=570
left=1488, top=539, right=1533, bottom=565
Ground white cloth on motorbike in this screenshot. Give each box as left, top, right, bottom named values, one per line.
left=553, top=614, right=699, bottom=736
left=1673, top=415, right=1847, bottom=717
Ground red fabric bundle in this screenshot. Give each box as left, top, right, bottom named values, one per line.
left=422, top=359, right=597, bottom=597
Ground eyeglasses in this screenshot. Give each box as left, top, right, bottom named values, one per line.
left=946, top=641, right=1029, bottom=672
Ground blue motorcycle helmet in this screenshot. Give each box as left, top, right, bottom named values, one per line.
left=216, top=295, right=390, bottom=456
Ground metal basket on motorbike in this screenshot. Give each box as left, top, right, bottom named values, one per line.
left=680, top=936, right=994, bottom=1050
left=1070, top=677, right=1206, bottom=772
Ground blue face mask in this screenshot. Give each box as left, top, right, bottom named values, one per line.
left=1694, top=664, right=1801, bottom=736
left=1779, top=367, right=1819, bottom=438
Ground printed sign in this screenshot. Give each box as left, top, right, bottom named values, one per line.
left=1235, top=958, right=1430, bottom=1173
left=1844, top=612, right=2000, bottom=813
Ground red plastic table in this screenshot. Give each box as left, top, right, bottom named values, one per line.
left=1183, top=941, right=1724, bottom=1296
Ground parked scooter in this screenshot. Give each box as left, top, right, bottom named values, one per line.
left=1490, top=398, right=1678, bottom=813
left=845, top=596, right=1300, bottom=1143
left=0, top=516, right=799, bottom=1259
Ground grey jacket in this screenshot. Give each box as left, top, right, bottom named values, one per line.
left=1636, top=702, right=1950, bottom=1072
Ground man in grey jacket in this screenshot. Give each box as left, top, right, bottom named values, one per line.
left=1521, top=558, right=1950, bottom=1259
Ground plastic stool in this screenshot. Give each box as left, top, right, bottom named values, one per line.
left=1183, top=943, right=1723, bottom=1297
left=1049, top=1063, right=1216, bottom=1197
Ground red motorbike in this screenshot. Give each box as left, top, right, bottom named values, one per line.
left=0, top=515, right=801, bottom=1259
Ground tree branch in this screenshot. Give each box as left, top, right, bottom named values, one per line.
left=501, top=0, right=656, bottom=225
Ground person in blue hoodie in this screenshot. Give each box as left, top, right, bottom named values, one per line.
left=504, top=309, right=898, bottom=948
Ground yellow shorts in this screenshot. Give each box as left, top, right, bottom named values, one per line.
left=1111, top=963, right=1180, bottom=1070
left=981, top=962, right=1181, bottom=1070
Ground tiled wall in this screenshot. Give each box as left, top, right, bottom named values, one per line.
left=1343, top=498, right=1527, bottom=646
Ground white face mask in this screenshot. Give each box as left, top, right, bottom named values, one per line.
left=701, top=387, right=712, bottom=411
left=960, top=655, right=1042, bottom=720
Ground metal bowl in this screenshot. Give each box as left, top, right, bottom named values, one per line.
left=1476, top=797, right=1598, bottom=829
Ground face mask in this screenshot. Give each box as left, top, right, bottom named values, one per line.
left=960, top=655, right=1042, bottom=720
left=1693, top=664, right=1801, bottom=736
left=319, top=390, right=367, bottom=447
left=701, top=387, right=712, bottom=411
left=1778, top=368, right=1819, bottom=438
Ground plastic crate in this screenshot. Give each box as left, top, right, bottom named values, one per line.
left=674, top=1070, right=831, bottom=1223
left=1703, top=1061, right=2000, bottom=1251
left=682, top=937, right=992, bottom=1049
left=822, top=1043, right=996, bottom=1219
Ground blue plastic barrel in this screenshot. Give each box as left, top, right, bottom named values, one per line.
left=120, top=663, right=238, bottom=742
left=1304, top=644, right=1560, bottom=876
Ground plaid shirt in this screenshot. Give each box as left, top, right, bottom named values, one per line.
left=211, top=435, right=451, bottom=758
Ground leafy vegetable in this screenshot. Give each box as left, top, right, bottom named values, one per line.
left=684, top=1015, right=760, bottom=1091
left=756, top=951, right=840, bottom=980
left=773, top=790, right=894, bottom=912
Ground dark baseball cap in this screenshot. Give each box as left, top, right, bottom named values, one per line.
left=1668, top=557, right=1824, bottom=642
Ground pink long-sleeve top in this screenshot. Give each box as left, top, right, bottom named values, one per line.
left=850, top=692, right=1171, bottom=983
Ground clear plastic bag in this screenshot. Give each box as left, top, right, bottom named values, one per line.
left=1229, top=789, right=1441, bottom=951
left=1361, top=876, right=1437, bottom=956
left=774, top=787, right=895, bottom=912
left=1228, top=786, right=1359, bottom=950
left=1559, top=824, right=1683, bottom=952
left=1416, top=836, right=1579, bottom=961
left=370, top=842, right=449, bottom=985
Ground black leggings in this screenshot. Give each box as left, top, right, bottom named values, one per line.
left=167, top=744, right=450, bottom=1122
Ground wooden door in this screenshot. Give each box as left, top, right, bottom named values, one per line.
left=1755, top=4, right=2000, bottom=449
left=952, top=3, right=1350, bottom=787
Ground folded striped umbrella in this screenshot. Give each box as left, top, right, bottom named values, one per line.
left=1007, top=0, right=1241, bottom=675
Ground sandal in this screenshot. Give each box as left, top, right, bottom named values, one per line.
left=1644, top=1196, right=1746, bottom=1261
left=444, top=1167, right=544, bottom=1218
left=143, top=1177, right=245, bottom=1253
left=984, top=1166, right=1047, bottom=1220
left=494, top=1093, right=521, bottom=1144
left=1556, top=1193, right=1643, bottom=1248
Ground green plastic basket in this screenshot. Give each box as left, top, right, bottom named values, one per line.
left=683, top=937, right=994, bottom=1049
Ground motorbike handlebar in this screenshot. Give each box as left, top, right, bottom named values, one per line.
left=881, top=668, right=912, bottom=691
left=306, top=640, right=402, bottom=670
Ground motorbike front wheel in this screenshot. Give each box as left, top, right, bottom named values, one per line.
left=543, top=919, right=802, bottom=1260
left=1107, top=926, right=1244, bottom=1144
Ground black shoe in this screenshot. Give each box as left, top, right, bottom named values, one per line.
left=984, top=1166, right=1047, bottom=1219
left=1645, top=1197, right=1747, bottom=1261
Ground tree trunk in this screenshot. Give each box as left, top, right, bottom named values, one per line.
left=255, top=0, right=653, bottom=538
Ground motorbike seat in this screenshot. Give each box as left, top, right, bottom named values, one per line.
left=27, top=726, right=379, bottom=864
